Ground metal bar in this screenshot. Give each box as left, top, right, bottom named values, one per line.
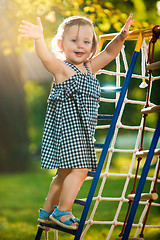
left=98, top=114, right=113, bottom=120
left=39, top=223, right=76, bottom=236
left=35, top=228, right=43, bottom=240
left=97, top=26, right=160, bottom=53
left=100, top=86, right=122, bottom=92
left=74, top=199, right=86, bottom=206
left=94, top=143, right=104, bottom=148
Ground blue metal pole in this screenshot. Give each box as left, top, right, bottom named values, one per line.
left=122, top=115, right=160, bottom=240
left=74, top=50, right=140, bottom=240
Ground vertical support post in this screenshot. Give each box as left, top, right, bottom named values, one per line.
left=74, top=33, right=143, bottom=240
left=35, top=228, right=43, bottom=240
left=122, top=116, right=160, bottom=240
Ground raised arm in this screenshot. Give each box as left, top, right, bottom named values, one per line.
left=19, top=17, right=61, bottom=74
left=90, top=14, right=134, bottom=73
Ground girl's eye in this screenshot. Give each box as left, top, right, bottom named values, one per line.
left=84, top=41, right=90, bottom=44
left=72, top=39, right=76, bottom=42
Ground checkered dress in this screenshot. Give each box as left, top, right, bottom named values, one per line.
left=41, top=62, right=101, bottom=171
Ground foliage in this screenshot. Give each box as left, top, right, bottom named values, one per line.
left=24, top=81, right=51, bottom=155
left=0, top=0, right=160, bottom=54
left=0, top=44, right=30, bottom=172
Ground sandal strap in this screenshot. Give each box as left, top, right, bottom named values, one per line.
left=74, top=218, right=80, bottom=223
left=51, top=206, right=80, bottom=227
left=39, top=208, right=53, bottom=219
left=63, top=217, right=79, bottom=226
left=52, top=206, right=72, bottom=218
left=70, top=217, right=80, bottom=223
left=63, top=217, right=74, bottom=226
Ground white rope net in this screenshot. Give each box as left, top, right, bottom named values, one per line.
left=79, top=39, right=160, bottom=240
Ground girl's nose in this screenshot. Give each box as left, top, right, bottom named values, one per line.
left=77, top=41, right=83, bottom=48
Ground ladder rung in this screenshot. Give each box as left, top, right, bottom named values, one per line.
left=74, top=199, right=86, bottom=206
left=39, top=223, right=76, bottom=235
left=94, top=143, right=104, bottom=148
left=101, top=86, right=122, bottom=92
left=141, top=105, right=160, bottom=114
left=37, top=224, right=51, bottom=231
left=116, top=238, right=144, bottom=240
left=136, top=148, right=160, bottom=158
left=146, top=61, right=160, bottom=71
left=87, top=171, right=95, bottom=177
left=98, top=114, right=113, bottom=120
left=127, top=192, right=158, bottom=201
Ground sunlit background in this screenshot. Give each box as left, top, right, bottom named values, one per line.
left=0, top=0, right=160, bottom=239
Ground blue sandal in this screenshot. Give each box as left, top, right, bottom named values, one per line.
left=49, top=206, right=79, bottom=230
left=38, top=208, right=54, bottom=224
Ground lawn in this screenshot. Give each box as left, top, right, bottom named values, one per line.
left=0, top=168, right=160, bottom=240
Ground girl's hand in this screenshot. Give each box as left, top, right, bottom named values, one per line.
left=19, top=17, right=43, bottom=40
left=120, top=13, right=135, bottom=40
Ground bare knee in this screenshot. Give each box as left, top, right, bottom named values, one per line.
left=71, top=168, right=88, bottom=181
left=56, top=168, right=71, bottom=181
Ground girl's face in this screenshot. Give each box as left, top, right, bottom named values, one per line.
left=59, top=24, right=93, bottom=65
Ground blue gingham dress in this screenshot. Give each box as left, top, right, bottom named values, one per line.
left=41, top=62, right=101, bottom=171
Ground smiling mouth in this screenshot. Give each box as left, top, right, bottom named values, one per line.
left=75, top=52, right=84, bottom=57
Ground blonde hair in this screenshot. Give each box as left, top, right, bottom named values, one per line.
left=51, top=16, right=97, bottom=60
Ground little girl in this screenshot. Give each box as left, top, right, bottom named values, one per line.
left=19, top=14, right=134, bottom=230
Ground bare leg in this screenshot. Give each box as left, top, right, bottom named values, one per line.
left=43, top=168, right=71, bottom=212
left=58, top=168, right=88, bottom=226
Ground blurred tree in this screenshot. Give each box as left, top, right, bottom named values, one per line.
left=1, top=0, right=160, bottom=54
left=0, top=11, right=29, bottom=172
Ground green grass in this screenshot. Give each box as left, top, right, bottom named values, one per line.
left=0, top=169, right=160, bottom=240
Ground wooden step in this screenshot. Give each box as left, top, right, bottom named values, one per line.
left=141, top=105, right=160, bottom=114
left=146, top=61, right=160, bottom=71
left=127, top=192, right=158, bottom=201
left=135, top=148, right=160, bottom=158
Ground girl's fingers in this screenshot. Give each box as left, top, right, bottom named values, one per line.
left=124, top=14, right=134, bottom=30
left=36, top=17, right=43, bottom=30
left=36, top=17, right=41, bottom=26
left=127, top=13, right=133, bottom=21
left=20, top=31, right=33, bottom=38
left=19, top=18, right=43, bottom=39
left=19, top=25, right=30, bottom=35
left=125, top=14, right=133, bottom=24
left=21, top=34, right=28, bottom=38
left=18, top=27, right=26, bottom=33
left=21, top=20, right=33, bottom=27
left=119, top=13, right=134, bottom=39
left=19, top=24, right=30, bottom=31
left=130, top=19, right=135, bottom=25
